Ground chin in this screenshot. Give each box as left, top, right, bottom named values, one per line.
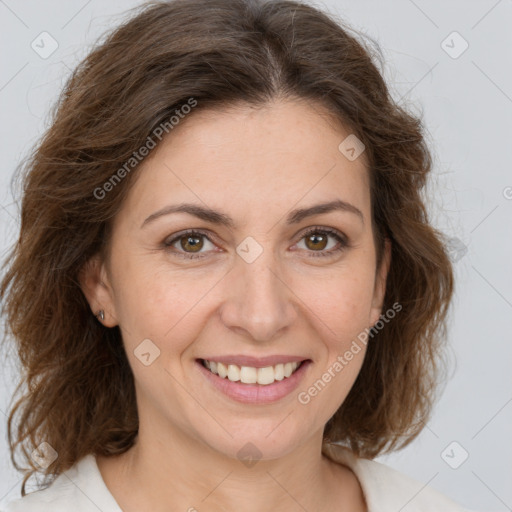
left=194, top=420, right=310, bottom=464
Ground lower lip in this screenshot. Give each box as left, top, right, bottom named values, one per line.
left=196, top=359, right=311, bottom=404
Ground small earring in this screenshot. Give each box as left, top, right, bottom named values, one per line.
left=96, top=310, right=105, bottom=322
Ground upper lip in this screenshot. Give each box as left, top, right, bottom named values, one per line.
left=198, top=355, right=309, bottom=368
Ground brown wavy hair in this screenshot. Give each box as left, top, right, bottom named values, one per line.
left=0, top=0, right=454, bottom=496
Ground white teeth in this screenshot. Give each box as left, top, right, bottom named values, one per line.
left=240, top=366, right=257, bottom=383
left=203, top=359, right=302, bottom=385
left=217, top=362, right=228, bottom=378
left=227, top=364, right=240, bottom=381
left=274, top=363, right=284, bottom=381
left=257, top=366, right=275, bottom=385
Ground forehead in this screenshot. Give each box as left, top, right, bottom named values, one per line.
left=121, top=99, right=371, bottom=227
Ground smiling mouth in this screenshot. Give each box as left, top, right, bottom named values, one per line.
left=200, top=359, right=307, bottom=386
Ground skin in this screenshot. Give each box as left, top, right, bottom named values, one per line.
left=80, top=97, right=391, bottom=512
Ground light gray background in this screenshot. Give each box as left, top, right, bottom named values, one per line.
left=0, top=0, right=511, bottom=511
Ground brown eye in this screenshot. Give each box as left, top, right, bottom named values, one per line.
left=296, top=227, right=348, bottom=258
left=179, top=234, right=204, bottom=253
left=164, top=230, right=216, bottom=259
left=305, top=232, right=328, bottom=251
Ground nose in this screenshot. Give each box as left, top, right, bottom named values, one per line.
left=218, top=248, right=298, bottom=343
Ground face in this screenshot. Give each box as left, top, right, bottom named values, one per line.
left=81, top=98, right=390, bottom=462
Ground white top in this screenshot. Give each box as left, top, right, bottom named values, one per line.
left=1, top=443, right=476, bottom=511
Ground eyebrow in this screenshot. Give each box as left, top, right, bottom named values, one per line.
left=141, top=199, right=364, bottom=229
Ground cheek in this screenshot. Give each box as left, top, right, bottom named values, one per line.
left=126, top=277, right=198, bottom=340
left=112, top=238, right=377, bottom=355
left=294, top=271, right=373, bottom=413
left=112, top=257, right=225, bottom=371
left=109, top=250, right=185, bottom=341
left=291, top=263, right=376, bottom=342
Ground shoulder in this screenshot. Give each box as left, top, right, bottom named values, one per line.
left=0, top=454, right=122, bottom=512
left=0, top=473, right=77, bottom=512
left=322, top=442, right=477, bottom=512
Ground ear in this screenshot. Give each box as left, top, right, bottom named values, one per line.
left=369, top=237, right=391, bottom=327
left=78, top=253, right=119, bottom=327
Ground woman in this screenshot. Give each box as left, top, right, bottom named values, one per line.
left=0, top=0, right=475, bottom=510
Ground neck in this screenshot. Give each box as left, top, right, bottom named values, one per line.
left=97, top=419, right=363, bottom=511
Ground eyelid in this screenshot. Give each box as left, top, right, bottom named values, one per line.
left=293, top=225, right=349, bottom=258
left=297, top=225, right=347, bottom=243
left=163, top=228, right=218, bottom=258
left=164, top=225, right=349, bottom=259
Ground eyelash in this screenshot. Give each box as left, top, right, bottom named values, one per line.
left=163, top=227, right=349, bottom=260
